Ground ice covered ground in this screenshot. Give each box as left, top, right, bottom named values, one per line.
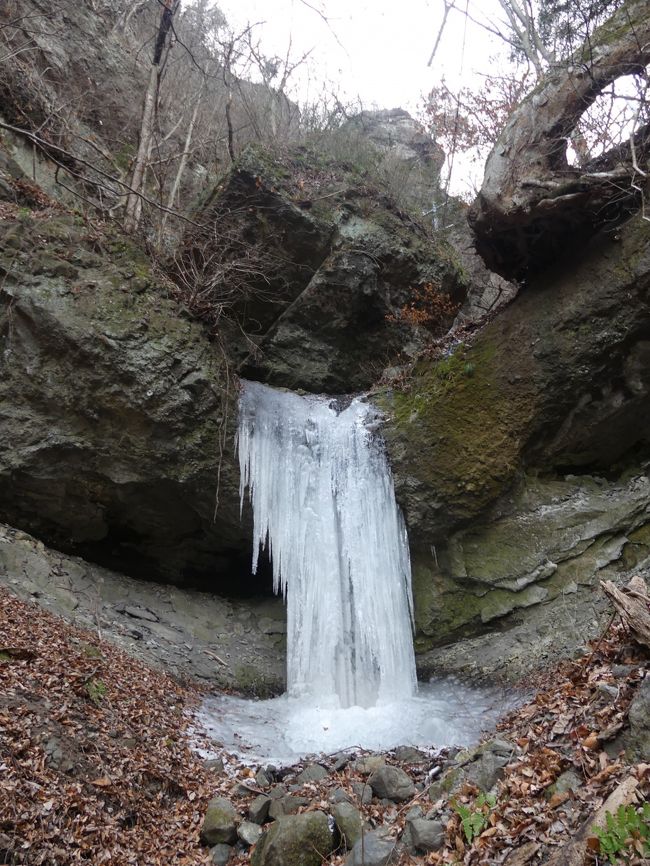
left=196, top=677, right=516, bottom=765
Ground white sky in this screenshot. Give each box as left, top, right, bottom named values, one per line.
left=217, top=0, right=507, bottom=108
left=216, top=0, right=510, bottom=195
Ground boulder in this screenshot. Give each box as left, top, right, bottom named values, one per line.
left=267, top=796, right=310, bottom=820
left=429, top=740, right=517, bottom=802
left=345, top=831, right=396, bottom=866
left=626, top=675, right=650, bottom=760
left=238, top=820, right=263, bottom=846
left=200, top=797, right=238, bottom=846
left=251, top=812, right=334, bottom=866
left=351, top=782, right=373, bottom=805
left=352, top=755, right=386, bottom=776
left=403, top=818, right=445, bottom=853
left=331, top=802, right=363, bottom=849
left=296, top=764, right=328, bottom=784
left=209, top=844, right=232, bottom=866
left=189, top=144, right=466, bottom=394
left=368, top=766, right=416, bottom=803
left=249, top=795, right=272, bottom=825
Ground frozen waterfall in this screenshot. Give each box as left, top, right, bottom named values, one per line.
left=237, top=379, right=417, bottom=709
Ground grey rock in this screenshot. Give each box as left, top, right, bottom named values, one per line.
left=394, top=746, right=429, bottom=764
left=429, top=739, right=518, bottom=802
left=249, top=794, right=272, bottom=825
left=626, top=675, right=650, bottom=760
left=329, top=787, right=352, bottom=804
left=251, top=812, right=334, bottom=866
left=611, top=664, right=637, bottom=678
left=268, top=796, right=310, bottom=820
left=345, top=831, right=396, bottom=866
left=200, top=797, right=238, bottom=846
left=255, top=768, right=271, bottom=789
left=43, top=736, right=75, bottom=774
left=351, top=781, right=373, bottom=805
left=548, top=770, right=583, bottom=797
left=296, top=764, right=328, bottom=784
left=368, top=766, right=416, bottom=803
left=403, top=818, right=444, bottom=853
left=124, top=604, right=158, bottom=622
left=597, top=683, right=619, bottom=699
left=210, top=844, right=233, bottom=866
left=352, top=755, right=386, bottom=776
left=204, top=758, right=225, bottom=774
left=333, top=753, right=351, bottom=771
left=237, top=820, right=263, bottom=846
left=332, top=802, right=363, bottom=849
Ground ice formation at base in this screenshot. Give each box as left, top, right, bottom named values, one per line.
left=237, top=380, right=417, bottom=709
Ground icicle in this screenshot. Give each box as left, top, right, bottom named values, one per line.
left=237, top=380, right=417, bottom=709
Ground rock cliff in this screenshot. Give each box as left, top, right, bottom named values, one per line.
left=2, top=53, right=650, bottom=681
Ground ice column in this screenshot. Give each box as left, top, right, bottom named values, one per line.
left=238, top=380, right=417, bottom=708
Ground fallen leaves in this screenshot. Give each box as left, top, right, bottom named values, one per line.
left=0, top=587, right=214, bottom=865
left=1, top=584, right=648, bottom=866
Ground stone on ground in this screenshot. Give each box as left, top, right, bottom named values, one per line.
left=332, top=801, right=363, bottom=848
left=238, top=820, right=263, bottom=846
left=200, top=796, right=239, bottom=845
left=403, top=818, right=444, bottom=852
left=251, top=812, right=334, bottom=866
left=249, top=794, right=272, bottom=824
left=352, top=755, right=386, bottom=775
left=368, top=766, right=416, bottom=802
left=345, top=831, right=396, bottom=866
left=296, top=763, right=329, bottom=783
left=210, top=843, right=233, bottom=866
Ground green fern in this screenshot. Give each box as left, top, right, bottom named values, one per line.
left=452, top=793, right=497, bottom=843
left=593, top=803, right=650, bottom=864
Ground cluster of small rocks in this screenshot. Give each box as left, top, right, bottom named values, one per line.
left=199, top=740, right=520, bottom=866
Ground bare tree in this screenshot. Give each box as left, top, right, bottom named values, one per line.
left=124, top=0, right=180, bottom=232
left=468, top=0, right=650, bottom=279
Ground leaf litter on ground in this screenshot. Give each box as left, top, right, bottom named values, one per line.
left=0, top=585, right=648, bottom=866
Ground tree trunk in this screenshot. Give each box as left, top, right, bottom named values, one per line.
left=159, top=80, right=204, bottom=241
left=468, top=0, right=650, bottom=280
left=602, top=576, right=650, bottom=651
left=124, top=0, right=179, bottom=233
left=124, top=64, right=159, bottom=233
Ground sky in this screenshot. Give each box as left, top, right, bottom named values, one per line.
left=215, top=0, right=510, bottom=195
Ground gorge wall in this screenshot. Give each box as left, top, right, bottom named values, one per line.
left=1, top=26, right=650, bottom=685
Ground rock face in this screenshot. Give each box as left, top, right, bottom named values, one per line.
left=2, top=82, right=650, bottom=684
left=186, top=143, right=466, bottom=393
left=341, top=108, right=445, bottom=213
left=0, top=200, right=250, bottom=587
left=381, top=213, right=650, bottom=668
left=0, top=523, right=285, bottom=694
